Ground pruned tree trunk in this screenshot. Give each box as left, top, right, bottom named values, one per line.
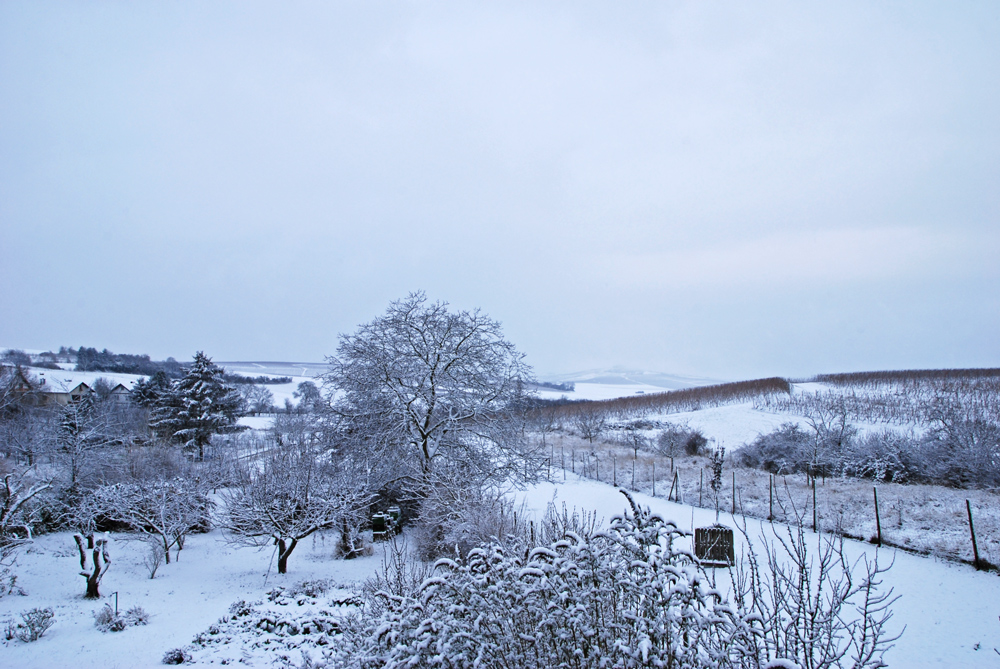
left=276, top=537, right=297, bottom=574
left=74, top=533, right=110, bottom=599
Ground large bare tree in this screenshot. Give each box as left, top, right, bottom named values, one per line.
left=323, top=292, right=535, bottom=499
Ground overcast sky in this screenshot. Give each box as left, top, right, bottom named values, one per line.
left=1, top=1, right=998, bottom=380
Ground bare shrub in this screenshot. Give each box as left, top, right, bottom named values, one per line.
left=411, top=485, right=531, bottom=560
left=362, top=534, right=434, bottom=618
left=731, top=521, right=903, bottom=668
left=143, top=536, right=166, bottom=579
left=0, top=568, right=26, bottom=597
left=13, top=607, right=55, bottom=642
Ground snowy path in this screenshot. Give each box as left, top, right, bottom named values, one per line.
left=515, top=473, right=1000, bottom=668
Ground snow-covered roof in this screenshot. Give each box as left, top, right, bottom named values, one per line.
left=28, top=367, right=144, bottom=393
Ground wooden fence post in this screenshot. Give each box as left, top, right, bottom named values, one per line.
left=812, top=478, right=817, bottom=532
left=768, top=474, right=774, bottom=521
left=732, top=471, right=736, bottom=515
left=967, top=499, right=982, bottom=570
left=873, top=487, right=882, bottom=547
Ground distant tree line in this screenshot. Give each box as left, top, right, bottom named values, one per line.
left=72, top=346, right=185, bottom=377
left=543, top=377, right=791, bottom=420
left=814, top=367, right=1000, bottom=387
left=532, top=380, right=575, bottom=392
left=8, top=346, right=294, bottom=386
left=221, top=373, right=292, bottom=385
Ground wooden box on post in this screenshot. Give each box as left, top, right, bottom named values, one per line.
left=694, top=524, right=734, bottom=568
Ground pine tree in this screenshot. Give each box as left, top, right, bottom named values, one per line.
left=151, top=352, right=241, bottom=460
left=131, top=370, right=173, bottom=408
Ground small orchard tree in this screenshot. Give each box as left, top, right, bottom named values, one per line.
left=152, top=352, right=242, bottom=460
left=573, top=405, right=606, bottom=444
left=221, top=444, right=373, bottom=573
left=92, top=478, right=210, bottom=563
left=0, top=468, right=51, bottom=564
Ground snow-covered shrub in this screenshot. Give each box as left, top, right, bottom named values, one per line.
left=840, top=430, right=912, bottom=483
left=658, top=422, right=709, bottom=457
left=411, top=484, right=532, bottom=560
left=94, top=603, right=126, bottom=632
left=162, top=647, right=192, bottom=664
left=13, top=606, right=54, bottom=642
left=919, top=415, right=1000, bottom=488
left=342, top=491, right=752, bottom=669
left=126, top=605, right=150, bottom=626
left=0, top=568, right=26, bottom=597
left=94, top=603, right=149, bottom=632
left=737, top=423, right=815, bottom=475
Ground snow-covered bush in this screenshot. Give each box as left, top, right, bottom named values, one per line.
left=0, top=568, right=26, bottom=597
left=94, top=603, right=126, bottom=632
left=737, top=423, right=814, bottom=475
left=94, top=603, right=148, bottom=632
left=840, top=430, right=912, bottom=483
left=12, top=606, right=54, bottom=642
left=93, top=603, right=149, bottom=632
left=340, top=491, right=752, bottom=669
left=657, top=422, right=708, bottom=457
left=162, top=647, right=192, bottom=664
left=411, top=485, right=531, bottom=560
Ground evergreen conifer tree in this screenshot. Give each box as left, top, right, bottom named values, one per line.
left=151, top=352, right=241, bottom=460
left=132, top=370, right=173, bottom=408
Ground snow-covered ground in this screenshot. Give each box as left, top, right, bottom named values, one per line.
left=4, top=472, right=997, bottom=667
left=0, top=524, right=383, bottom=668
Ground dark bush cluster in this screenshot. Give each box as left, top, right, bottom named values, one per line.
left=73, top=346, right=185, bottom=378
left=222, top=373, right=292, bottom=385
left=656, top=422, right=708, bottom=456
